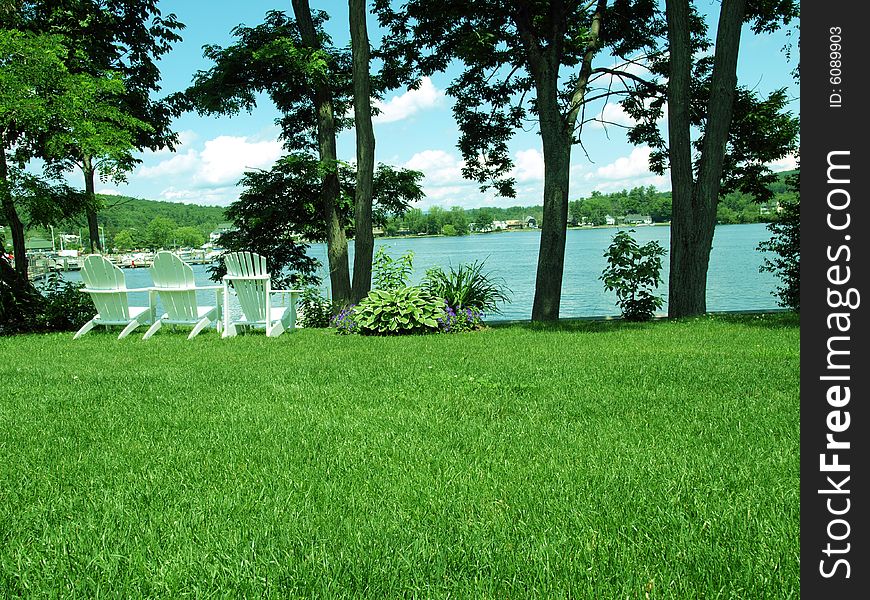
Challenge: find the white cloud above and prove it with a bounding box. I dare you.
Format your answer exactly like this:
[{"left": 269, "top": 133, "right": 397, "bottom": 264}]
[
  {"left": 590, "top": 103, "right": 636, "bottom": 129},
  {"left": 137, "top": 135, "right": 282, "bottom": 187},
  {"left": 580, "top": 146, "right": 669, "bottom": 193},
  {"left": 96, "top": 188, "right": 121, "bottom": 196},
  {"left": 131, "top": 134, "right": 284, "bottom": 206},
  {"left": 197, "top": 136, "right": 282, "bottom": 185},
  {"left": 590, "top": 146, "right": 655, "bottom": 180},
  {"left": 373, "top": 77, "right": 444, "bottom": 124},
  {"left": 404, "top": 149, "right": 464, "bottom": 184},
  {"left": 769, "top": 153, "right": 798, "bottom": 172},
  {"left": 146, "top": 130, "right": 200, "bottom": 156},
  {"left": 425, "top": 185, "right": 467, "bottom": 201},
  {"left": 137, "top": 150, "right": 201, "bottom": 179},
  {"left": 510, "top": 148, "right": 545, "bottom": 182},
  {"left": 157, "top": 186, "right": 240, "bottom": 206},
  {"left": 402, "top": 149, "right": 483, "bottom": 208}
]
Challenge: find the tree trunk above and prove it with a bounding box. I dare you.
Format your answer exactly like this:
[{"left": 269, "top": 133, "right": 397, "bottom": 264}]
[
  {"left": 349, "top": 0, "right": 376, "bottom": 303},
  {"left": 666, "top": 0, "right": 746, "bottom": 317},
  {"left": 521, "top": 0, "right": 606, "bottom": 322},
  {"left": 82, "top": 154, "right": 102, "bottom": 253},
  {"left": 291, "top": 0, "right": 352, "bottom": 305},
  {"left": 0, "top": 144, "right": 28, "bottom": 280},
  {"left": 531, "top": 65, "right": 572, "bottom": 322}
]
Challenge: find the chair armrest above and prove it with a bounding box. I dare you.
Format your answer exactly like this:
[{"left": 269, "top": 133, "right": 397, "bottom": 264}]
[
  {"left": 222, "top": 274, "right": 270, "bottom": 281},
  {"left": 271, "top": 289, "right": 303, "bottom": 295},
  {"left": 152, "top": 285, "right": 223, "bottom": 292},
  {"left": 82, "top": 287, "right": 151, "bottom": 294}
]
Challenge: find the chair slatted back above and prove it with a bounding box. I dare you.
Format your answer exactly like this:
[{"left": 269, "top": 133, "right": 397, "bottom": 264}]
[
  {"left": 225, "top": 251, "right": 269, "bottom": 323},
  {"left": 81, "top": 255, "right": 130, "bottom": 321},
  {"left": 150, "top": 251, "right": 198, "bottom": 321}
]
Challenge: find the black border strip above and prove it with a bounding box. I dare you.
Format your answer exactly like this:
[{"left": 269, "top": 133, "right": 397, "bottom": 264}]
[{"left": 800, "top": 2, "right": 868, "bottom": 596}]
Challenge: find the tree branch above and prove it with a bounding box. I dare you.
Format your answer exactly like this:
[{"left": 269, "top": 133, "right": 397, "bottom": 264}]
[
  {"left": 565, "top": 0, "right": 608, "bottom": 127},
  {"left": 589, "top": 67, "right": 657, "bottom": 90}
]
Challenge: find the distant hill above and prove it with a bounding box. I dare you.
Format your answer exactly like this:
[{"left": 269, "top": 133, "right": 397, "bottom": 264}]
[{"left": 94, "top": 195, "right": 227, "bottom": 238}]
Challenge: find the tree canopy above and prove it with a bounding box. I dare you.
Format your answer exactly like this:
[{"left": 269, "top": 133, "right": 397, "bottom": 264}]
[
  {"left": 1, "top": 29, "right": 128, "bottom": 276},
  {"left": 211, "top": 154, "right": 423, "bottom": 289},
  {"left": 373, "top": 0, "right": 666, "bottom": 320},
  {"left": 9, "top": 0, "right": 185, "bottom": 252}
]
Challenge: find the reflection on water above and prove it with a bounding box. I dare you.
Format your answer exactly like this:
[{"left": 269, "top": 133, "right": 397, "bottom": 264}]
[{"left": 61, "top": 223, "right": 779, "bottom": 320}]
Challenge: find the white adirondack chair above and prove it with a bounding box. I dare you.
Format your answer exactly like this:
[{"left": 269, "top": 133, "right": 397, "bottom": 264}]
[
  {"left": 143, "top": 251, "right": 223, "bottom": 340},
  {"left": 74, "top": 255, "right": 154, "bottom": 340},
  {"left": 221, "top": 251, "right": 301, "bottom": 338}
]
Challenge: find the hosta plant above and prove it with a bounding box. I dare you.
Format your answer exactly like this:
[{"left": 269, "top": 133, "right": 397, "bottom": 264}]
[{"left": 353, "top": 287, "right": 444, "bottom": 335}]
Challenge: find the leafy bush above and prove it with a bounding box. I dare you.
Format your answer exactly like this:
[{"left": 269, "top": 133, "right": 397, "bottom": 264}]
[
  {"left": 422, "top": 260, "right": 510, "bottom": 315},
  {"left": 1, "top": 257, "right": 43, "bottom": 335},
  {"left": 758, "top": 193, "right": 799, "bottom": 311},
  {"left": 372, "top": 246, "right": 415, "bottom": 291},
  {"left": 1, "top": 260, "right": 93, "bottom": 335},
  {"left": 438, "top": 303, "right": 483, "bottom": 333},
  {"left": 352, "top": 287, "right": 444, "bottom": 335},
  {"left": 33, "top": 272, "right": 93, "bottom": 331},
  {"left": 298, "top": 287, "right": 333, "bottom": 328},
  {"left": 600, "top": 230, "right": 666, "bottom": 321}
]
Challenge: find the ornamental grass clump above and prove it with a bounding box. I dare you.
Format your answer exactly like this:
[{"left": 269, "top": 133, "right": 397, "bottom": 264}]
[{"left": 422, "top": 260, "right": 510, "bottom": 316}]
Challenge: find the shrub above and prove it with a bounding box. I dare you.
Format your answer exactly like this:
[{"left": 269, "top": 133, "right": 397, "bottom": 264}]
[
  {"left": 600, "top": 229, "right": 665, "bottom": 321},
  {"left": 32, "top": 272, "right": 93, "bottom": 331},
  {"left": 372, "top": 246, "right": 414, "bottom": 291},
  {"left": 1, "top": 257, "right": 95, "bottom": 335},
  {"left": 352, "top": 287, "right": 444, "bottom": 335},
  {"left": 1, "top": 257, "right": 43, "bottom": 335},
  {"left": 422, "top": 260, "right": 510, "bottom": 315},
  {"left": 758, "top": 194, "right": 799, "bottom": 311},
  {"left": 298, "top": 287, "right": 333, "bottom": 328}
]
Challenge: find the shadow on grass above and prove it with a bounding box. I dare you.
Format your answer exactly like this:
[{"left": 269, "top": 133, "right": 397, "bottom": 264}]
[
  {"left": 487, "top": 310, "right": 798, "bottom": 334},
  {"left": 706, "top": 311, "right": 799, "bottom": 330},
  {"left": 488, "top": 317, "right": 655, "bottom": 334}
]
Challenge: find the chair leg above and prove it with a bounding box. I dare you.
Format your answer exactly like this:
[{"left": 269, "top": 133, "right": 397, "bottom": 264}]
[
  {"left": 118, "top": 318, "right": 144, "bottom": 340},
  {"left": 267, "top": 321, "right": 285, "bottom": 338},
  {"left": 222, "top": 322, "right": 237, "bottom": 338},
  {"left": 73, "top": 318, "right": 97, "bottom": 340},
  {"left": 142, "top": 317, "right": 164, "bottom": 340},
  {"left": 188, "top": 316, "right": 211, "bottom": 340}
]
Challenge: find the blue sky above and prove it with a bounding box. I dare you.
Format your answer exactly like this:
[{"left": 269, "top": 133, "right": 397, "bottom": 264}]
[{"left": 94, "top": 0, "right": 799, "bottom": 208}]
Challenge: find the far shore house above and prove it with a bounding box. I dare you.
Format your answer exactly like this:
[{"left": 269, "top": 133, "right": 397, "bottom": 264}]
[
  {"left": 605, "top": 214, "right": 616, "bottom": 226},
  {"left": 25, "top": 238, "right": 54, "bottom": 253},
  {"left": 209, "top": 223, "right": 235, "bottom": 243},
  {"left": 623, "top": 213, "right": 653, "bottom": 225},
  {"left": 525, "top": 215, "right": 537, "bottom": 228}
]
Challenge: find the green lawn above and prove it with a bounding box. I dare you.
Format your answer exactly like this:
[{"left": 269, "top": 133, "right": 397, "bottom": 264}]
[{"left": 0, "top": 314, "right": 799, "bottom": 598}]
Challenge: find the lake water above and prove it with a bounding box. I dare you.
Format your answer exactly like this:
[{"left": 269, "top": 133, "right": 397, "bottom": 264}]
[{"left": 62, "top": 223, "right": 780, "bottom": 320}]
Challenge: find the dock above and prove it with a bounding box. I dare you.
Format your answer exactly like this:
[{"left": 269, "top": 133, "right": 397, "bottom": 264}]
[{"left": 26, "top": 250, "right": 220, "bottom": 278}]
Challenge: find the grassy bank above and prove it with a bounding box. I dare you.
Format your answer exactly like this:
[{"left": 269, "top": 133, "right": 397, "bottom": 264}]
[{"left": 0, "top": 314, "right": 799, "bottom": 598}]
